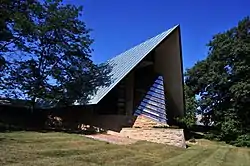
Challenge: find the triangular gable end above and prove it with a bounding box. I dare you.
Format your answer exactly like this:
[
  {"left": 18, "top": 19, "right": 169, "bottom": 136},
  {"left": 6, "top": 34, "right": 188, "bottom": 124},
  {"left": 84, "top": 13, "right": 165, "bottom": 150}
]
[{"left": 87, "top": 25, "right": 180, "bottom": 105}]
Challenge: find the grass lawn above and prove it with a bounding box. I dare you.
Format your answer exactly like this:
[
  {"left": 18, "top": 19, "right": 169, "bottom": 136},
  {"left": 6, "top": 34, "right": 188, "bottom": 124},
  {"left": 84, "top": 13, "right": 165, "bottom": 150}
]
[{"left": 0, "top": 131, "right": 250, "bottom": 166}]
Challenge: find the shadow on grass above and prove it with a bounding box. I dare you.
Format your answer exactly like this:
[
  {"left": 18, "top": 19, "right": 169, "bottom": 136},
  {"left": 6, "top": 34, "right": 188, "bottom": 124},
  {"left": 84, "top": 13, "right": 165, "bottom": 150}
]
[{"left": 184, "top": 125, "right": 219, "bottom": 141}]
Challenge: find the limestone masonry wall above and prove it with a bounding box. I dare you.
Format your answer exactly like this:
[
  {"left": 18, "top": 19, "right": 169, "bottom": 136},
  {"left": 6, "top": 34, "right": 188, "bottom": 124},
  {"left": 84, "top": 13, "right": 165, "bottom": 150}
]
[
  {"left": 108, "top": 115, "right": 186, "bottom": 148},
  {"left": 132, "top": 115, "right": 166, "bottom": 128},
  {"left": 118, "top": 128, "right": 186, "bottom": 148}
]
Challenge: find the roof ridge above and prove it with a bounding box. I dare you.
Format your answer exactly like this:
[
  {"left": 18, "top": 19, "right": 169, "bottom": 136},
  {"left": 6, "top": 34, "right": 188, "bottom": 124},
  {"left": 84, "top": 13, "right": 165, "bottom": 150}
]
[
  {"left": 82, "top": 25, "right": 179, "bottom": 105},
  {"left": 107, "top": 25, "right": 179, "bottom": 63}
]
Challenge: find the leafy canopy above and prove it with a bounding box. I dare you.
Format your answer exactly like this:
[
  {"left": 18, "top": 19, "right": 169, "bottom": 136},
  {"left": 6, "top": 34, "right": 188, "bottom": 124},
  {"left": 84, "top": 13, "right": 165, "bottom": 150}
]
[
  {"left": 0, "top": 0, "right": 111, "bottom": 108},
  {"left": 185, "top": 16, "right": 250, "bottom": 145}
]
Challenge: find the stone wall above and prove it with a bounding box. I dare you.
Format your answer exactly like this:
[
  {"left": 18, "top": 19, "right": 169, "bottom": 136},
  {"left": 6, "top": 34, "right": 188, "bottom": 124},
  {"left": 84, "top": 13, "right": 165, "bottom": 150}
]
[
  {"left": 132, "top": 115, "right": 167, "bottom": 128},
  {"left": 78, "top": 114, "right": 167, "bottom": 132},
  {"left": 47, "top": 109, "right": 137, "bottom": 132},
  {"left": 109, "top": 128, "right": 186, "bottom": 148},
  {"left": 64, "top": 114, "right": 167, "bottom": 132},
  {"left": 85, "top": 115, "right": 136, "bottom": 132},
  {"left": 107, "top": 115, "right": 186, "bottom": 148},
  {"left": 46, "top": 113, "right": 166, "bottom": 132}
]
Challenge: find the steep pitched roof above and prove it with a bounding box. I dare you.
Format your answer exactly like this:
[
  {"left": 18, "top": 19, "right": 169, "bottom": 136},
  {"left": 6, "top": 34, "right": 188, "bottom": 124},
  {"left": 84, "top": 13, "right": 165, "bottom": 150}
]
[{"left": 87, "top": 25, "right": 179, "bottom": 104}]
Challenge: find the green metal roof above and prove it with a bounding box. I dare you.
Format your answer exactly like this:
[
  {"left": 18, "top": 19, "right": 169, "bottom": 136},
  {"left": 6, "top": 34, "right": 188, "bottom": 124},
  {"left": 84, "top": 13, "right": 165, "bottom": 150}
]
[{"left": 87, "top": 25, "right": 179, "bottom": 104}]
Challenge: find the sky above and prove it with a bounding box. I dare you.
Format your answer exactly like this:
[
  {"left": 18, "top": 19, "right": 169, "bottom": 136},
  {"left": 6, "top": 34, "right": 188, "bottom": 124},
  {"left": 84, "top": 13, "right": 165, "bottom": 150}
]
[{"left": 64, "top": 0, "right": 250, "bottom": 70}]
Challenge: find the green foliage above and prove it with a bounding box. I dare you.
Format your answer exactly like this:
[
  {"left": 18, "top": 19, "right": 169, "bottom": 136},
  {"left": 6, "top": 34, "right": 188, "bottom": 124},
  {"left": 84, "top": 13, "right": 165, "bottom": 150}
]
[
  {"left": 232, "top": 134, "right": 250, "bottom": 147},
  {"left": 0, "top": 0, "right": 38, "bottom": 56},
  {"left": 0, "top": 0, "right": 111, "bottom": 108},
  {"left": 185, "top": 16, "right": 250, "bottom": 146},
  {"left": 0, "top": 0, "right": 39, "bottom": 88},
  {"left": 176, "top": 85, "right": 197, "bottom": 129}
]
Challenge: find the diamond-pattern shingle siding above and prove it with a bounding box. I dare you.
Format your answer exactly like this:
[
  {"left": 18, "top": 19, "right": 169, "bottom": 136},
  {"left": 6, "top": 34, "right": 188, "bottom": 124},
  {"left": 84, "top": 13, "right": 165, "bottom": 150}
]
[{"left": 87, "top": 25, "right": 178, "bottom": 104}]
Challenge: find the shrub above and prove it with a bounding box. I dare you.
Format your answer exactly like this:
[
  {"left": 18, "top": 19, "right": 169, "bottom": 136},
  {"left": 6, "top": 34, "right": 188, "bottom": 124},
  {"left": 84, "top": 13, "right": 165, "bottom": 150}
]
[{"left": 231, "top": 134, "right": 250, "bottom": 147}]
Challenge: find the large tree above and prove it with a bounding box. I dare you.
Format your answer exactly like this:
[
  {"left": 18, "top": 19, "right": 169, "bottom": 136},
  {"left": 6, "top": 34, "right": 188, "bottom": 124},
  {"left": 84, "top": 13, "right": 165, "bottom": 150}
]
[
  {"left": 185, "top": 17, "right": 250, "bottom": 145},
  {"left": 0, "top": 0, "right": 38, "bottom": 87},
  {"left": 1, "top": 0, "right": 111, "bottom": 108}
]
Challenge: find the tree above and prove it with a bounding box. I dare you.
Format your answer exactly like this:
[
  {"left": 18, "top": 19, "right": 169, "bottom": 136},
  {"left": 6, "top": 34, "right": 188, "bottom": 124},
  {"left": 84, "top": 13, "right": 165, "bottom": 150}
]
[
  {"left": 1, "top": 0, "right": 111, "bottom": 109},
  {"left": 185, "top": 16, "right": 250, "bottom": 145},
  {"left": 177, "top": 84, "right": 197, "bottom": 129},
  {"left": 0, "top": 0, "right": 39, "bottom": 62},
  {"left": 0, "top": 0, "right": 39, "bottom": 89}
]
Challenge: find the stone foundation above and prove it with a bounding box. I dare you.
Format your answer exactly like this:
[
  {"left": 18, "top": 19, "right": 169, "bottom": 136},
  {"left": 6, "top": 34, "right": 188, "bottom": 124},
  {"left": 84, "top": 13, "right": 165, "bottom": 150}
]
[
  {"left": 107, "top": 115, "right": 186, "bottom": 148},
  {"left": 44, "top": 112, "right": 186, "bottom": 148},
  {"left": 108, "top": 128, "right": 186, "bottom": 148}
]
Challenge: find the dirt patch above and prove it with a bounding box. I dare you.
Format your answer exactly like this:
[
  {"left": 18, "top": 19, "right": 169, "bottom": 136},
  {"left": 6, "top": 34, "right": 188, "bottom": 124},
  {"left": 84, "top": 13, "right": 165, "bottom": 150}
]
[{"left": 84, "top": 134, "right": 138, "bottom": 145}]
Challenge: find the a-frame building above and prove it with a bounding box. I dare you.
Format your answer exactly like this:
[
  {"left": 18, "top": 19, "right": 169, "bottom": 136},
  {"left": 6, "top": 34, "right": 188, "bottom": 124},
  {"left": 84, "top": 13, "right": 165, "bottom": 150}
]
[{"left": 76, "top": 25, "right": 185, "bottom": 130}]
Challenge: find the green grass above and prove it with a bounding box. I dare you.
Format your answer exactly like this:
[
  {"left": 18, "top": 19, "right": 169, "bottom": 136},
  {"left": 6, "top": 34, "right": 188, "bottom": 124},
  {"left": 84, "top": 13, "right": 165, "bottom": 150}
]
[{"left": 0, "top": 131, "right": 249, "bottom": 166}]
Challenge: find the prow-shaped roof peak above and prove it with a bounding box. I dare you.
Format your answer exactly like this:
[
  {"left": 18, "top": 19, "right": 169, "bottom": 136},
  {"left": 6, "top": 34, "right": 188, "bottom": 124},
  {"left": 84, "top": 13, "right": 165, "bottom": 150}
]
[{"left": 87, "top": 25, "right": 179, "bottom": 104}]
